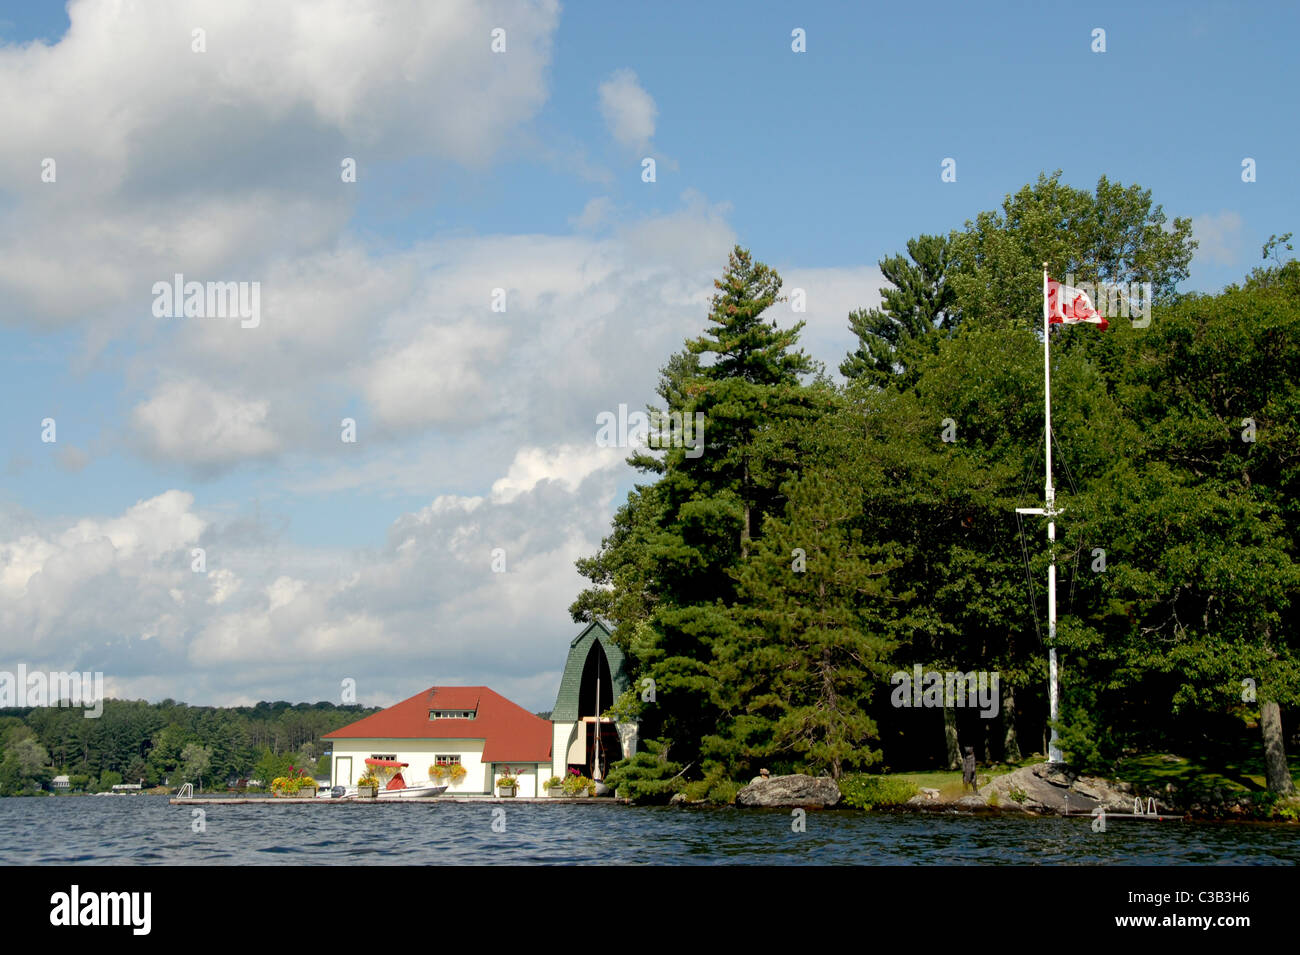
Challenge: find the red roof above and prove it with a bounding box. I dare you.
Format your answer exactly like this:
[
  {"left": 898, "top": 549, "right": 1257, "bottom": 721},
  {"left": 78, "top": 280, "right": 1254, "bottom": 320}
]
[{"left": 323, "top": 686, "right": 552, "bottom": 763}]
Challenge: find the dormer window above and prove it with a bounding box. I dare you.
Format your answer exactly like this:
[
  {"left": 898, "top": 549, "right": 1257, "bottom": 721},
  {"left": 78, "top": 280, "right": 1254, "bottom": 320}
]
[{"left": 429, "top": 709, "right": 475, "bottom": 720}]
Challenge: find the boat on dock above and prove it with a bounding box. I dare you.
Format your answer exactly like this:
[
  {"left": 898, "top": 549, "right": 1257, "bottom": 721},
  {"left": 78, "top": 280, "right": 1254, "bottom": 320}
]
[{"left": 334, "top": 758, "right": 448, "bottom": 799}]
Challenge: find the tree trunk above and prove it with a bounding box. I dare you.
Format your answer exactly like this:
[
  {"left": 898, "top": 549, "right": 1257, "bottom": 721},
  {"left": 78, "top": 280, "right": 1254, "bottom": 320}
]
[
  {"left": 1261, "top": 700, "right": 1296, "bottom": 795},
  {"left": 740, "top": 458, "right": 751, "bottom": 559},
  {"left": 943, "top": 705, "right": 959, "bottom": 770},
  {"left": 1002, "top": 686, "right": 1021, "bottom": 762}
]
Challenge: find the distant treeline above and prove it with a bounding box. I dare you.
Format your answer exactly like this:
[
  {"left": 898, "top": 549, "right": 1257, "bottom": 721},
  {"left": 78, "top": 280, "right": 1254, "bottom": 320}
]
[{"left": 0, "top": 699, "right": 379, "bottom": 795}]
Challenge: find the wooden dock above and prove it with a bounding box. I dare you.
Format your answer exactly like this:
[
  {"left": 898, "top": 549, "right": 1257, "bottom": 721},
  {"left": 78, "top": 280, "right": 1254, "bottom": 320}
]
[{"left": 169, "top": 796, "right": 628, "bottom": 805}]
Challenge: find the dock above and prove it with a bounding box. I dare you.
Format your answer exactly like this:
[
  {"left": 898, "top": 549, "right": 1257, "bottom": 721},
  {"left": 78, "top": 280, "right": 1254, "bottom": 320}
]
[
  {"left": 169, "top": 796, "right": 628, "bottom": 805},
  {"left": 1063, "top": 810, "right": 1183, "bottom": 822}
]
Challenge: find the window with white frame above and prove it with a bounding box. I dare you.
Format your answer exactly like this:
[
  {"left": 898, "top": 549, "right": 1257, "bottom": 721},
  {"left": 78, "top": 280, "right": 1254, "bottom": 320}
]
[{"left": 434, "top": 755, "right": 461, "bottom": 766}]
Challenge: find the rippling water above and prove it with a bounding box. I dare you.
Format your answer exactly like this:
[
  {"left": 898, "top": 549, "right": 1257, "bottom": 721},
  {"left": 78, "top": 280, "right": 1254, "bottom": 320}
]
[{"left": 4, "top": 796, "right": 1298, "bottom": 865}]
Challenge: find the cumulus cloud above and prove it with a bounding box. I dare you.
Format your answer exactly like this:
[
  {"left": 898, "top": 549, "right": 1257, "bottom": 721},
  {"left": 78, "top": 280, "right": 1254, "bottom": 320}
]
[
  {"left": 363, "top": 322, "right": 511, "bottom": 430},
  {"left": 490, "top": 444, "right": 626, "bottom": 502},
  {"left": 0, "top": 465, "right": 619, "bottom": 709},
  {"left": 598, "top": 68, "right": 658, "bottom": 150},
  {"left": 0, "top": 0, "right": 560, "bottom": 328},
  {"left": 132, "top": 379, "right": 279, "bottom": 468}
]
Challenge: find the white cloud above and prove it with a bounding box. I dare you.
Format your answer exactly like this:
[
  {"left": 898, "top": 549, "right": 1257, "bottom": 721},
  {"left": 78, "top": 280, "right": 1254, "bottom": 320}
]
[
  {"left": 570, "top": 196, "right": 614, "bottom": 231},
  {"left": 363, "top": 322, "right": 510, "bottom": 430},
  {"left": 490, "top": 444, "right": 626, "bottom": 502},
  {"left": 779, "top": 265, "right": 888, "bottom": 377},
  {"left": 0, "top": 0, "right": 560, "bottom": 329},
  {"left": 132, "top": 379, "right": 279, "bottom": 467},
  {"left": 0, "top": 471, "right": 621, "bottom": 709},
  {"left": 598, "top": 68, "right": 658, "bottom": 150},
  {"left": 1192, "top": 211, "right": 1245, "bottom": 267}
]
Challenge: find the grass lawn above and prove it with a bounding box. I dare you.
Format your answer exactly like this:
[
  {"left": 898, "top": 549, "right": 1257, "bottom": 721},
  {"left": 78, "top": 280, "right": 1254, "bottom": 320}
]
[
  {"left": 1112, "top": 753, "right": 1300, "bottom": 798},
  {"left": 891, "top": 757, "right": 1041, "bottom": 799}
]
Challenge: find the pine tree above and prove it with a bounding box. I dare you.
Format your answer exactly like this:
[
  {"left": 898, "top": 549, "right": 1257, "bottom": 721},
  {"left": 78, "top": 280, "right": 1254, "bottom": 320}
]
[
  {"left": 707, "top": 468, "right": 904, "bottom": 779},
  {"left": 841, "top": 234, "right": 954, "bottom": 386}
]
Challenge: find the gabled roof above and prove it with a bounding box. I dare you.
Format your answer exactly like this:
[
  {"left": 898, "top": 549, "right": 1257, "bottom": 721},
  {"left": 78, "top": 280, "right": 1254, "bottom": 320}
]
[
  {"left": 551, "top": 619, "right": 631, "bottom": 721},
  {"left": 323, "top": 686, "right": 551, "bottom": 763}
]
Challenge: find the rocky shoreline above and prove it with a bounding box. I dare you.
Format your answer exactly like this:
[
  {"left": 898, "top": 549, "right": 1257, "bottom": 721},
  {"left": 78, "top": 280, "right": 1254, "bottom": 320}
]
[{"left": 718, "top": 767, "right": 1299, "bottom": 821}]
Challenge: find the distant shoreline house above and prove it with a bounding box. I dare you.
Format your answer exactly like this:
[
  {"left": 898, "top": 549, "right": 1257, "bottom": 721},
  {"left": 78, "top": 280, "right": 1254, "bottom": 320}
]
[{"left": 323, "top": 621, "right": 638, "bottom": 795}]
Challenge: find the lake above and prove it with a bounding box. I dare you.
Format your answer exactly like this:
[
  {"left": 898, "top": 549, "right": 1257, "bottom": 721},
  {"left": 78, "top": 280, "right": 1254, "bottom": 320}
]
[{"left": 4, "top": 796, "right": 1298, "bottom": 865}]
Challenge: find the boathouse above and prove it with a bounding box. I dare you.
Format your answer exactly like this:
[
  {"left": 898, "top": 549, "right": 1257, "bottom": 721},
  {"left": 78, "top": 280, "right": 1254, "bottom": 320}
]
[
  {"left": 549, "top": 620, "right": 638, "bottom": 782},
  {"left": 322, "top": 620, "right": 639, "bottom": 795},
  {"left": 323, "top": 686, "right": 553, "bottom": 796}
]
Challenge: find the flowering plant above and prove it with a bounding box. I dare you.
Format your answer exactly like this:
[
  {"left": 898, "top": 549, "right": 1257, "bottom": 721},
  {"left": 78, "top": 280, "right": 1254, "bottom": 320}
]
[
  {"left": 271, "top": 765, "right": 315, "bottom": 793},
  {"left": 562, "top": 773, "right": 592, "bottom": 795},
  {"left": 497, "top": 770, "right": 520, "bottom": 788},
  {"left": 448, "top": 763, "right": 467, "bottom": 782}
]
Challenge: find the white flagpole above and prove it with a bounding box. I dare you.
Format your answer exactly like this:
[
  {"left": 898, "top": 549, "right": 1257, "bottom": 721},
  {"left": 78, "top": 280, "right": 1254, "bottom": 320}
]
[
  {"left": 1043, "top": 263, "right": 1062, "bottom": 764},
  {"left": 1017, "top": 266, "right": 1063, "bottom": 764}
]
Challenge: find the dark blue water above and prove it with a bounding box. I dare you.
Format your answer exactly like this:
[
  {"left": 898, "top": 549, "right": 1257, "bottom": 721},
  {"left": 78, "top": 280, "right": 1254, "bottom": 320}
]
[{"left": 3, "top": 796, "right": 1297, "bottom": 864}]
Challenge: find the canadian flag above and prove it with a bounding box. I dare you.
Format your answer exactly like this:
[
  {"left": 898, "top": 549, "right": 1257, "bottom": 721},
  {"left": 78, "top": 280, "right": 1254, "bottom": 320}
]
[{"left": 1047, "top": 277, "right": 1108, "bottom": 330}]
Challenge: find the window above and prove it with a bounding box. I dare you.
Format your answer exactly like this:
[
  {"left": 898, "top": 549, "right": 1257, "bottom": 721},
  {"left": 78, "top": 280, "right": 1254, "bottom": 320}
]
[
  {"left": 369, "top": 753, "right": 396, "bottom": 761},
  {"left": 429, "top": 709, "right": 476, "bottom": 720},
  {"left": 434, "top": 755, "right": 461, "bottom": 766}
]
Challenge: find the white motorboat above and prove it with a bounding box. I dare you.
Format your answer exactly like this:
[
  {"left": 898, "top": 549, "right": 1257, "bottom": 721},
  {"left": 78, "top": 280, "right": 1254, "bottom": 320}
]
[
  {"left": 377, "top": 783, "right": 448, "bottom": 799},
  {"left": 333, "top": 757, "right": 449, "bottom": 799}
]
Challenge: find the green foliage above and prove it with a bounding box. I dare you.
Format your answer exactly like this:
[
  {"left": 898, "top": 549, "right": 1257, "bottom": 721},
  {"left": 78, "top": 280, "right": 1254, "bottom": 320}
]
[
  {"left": 0, "top": 729, "right": 51, "bottom": 795},
  {"left": 946, "top": 171, "right": 1196, "bottom": 329},
  {"left": 679, "top": 763, "right": 743, "bottom": 804},
  {"left": 559, "top": 773, "right": 594, "bottom": 795},
  {"left": 838, "top": 774, "right": 919, "bottom": 809},
  {"left": 252, "top": 747, "right": 294, "bottom": 788},
  {"left": 841, "top": 233, "right": 955, "bottom": 385},
  {"left": 604, "top": 740, "right": 684, "bottom": 803},
  {"left": 706, "top": 465, "right": 898, "bottom": 778},
  {"left": 179, "top": 743, "right": 212, "bottom": 789},
  {"left": 1053, "top": 704, "right": 1110, "bottom": 775},
  {"left": 1, "top": 697, "right": 378, "bottom": 797},
  {"left": 577, "top": 181, "right": 1299, "bottom": 796}
]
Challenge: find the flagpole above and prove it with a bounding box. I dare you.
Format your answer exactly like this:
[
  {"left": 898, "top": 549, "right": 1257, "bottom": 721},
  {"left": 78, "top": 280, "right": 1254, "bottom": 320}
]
[{"left": 1043, "top": 262, "right": 1062, "bottom": 764}]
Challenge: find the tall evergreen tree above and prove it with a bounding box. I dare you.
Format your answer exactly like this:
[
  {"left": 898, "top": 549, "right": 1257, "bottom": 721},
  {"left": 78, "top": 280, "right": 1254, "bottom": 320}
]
[
  {"left": 706, "top": 467, "right": 904, "bottom": 779},
  {"left": 841, "top": 233, "right": 955, "bottom": 386}
]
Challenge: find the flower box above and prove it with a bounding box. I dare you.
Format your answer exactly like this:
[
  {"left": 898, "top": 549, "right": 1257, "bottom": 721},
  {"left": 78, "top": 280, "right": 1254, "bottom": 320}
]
[
  {"left": 498, "top": 785, "right": 516, "bottom": 797},
  {"left": 356, "top": 785, "right": 378, "bottom": 798},
  {"left": 547, "top": 786, "right": 564, "bottom": 797},
  {"left": 299, "top": 787, "right": 317, "bottom": 799}
]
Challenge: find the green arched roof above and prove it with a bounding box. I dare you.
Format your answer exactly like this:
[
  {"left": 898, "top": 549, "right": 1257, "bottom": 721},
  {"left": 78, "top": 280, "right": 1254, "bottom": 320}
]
[{"left": 551, "top": 620, "right": 631, "bottom": 721}]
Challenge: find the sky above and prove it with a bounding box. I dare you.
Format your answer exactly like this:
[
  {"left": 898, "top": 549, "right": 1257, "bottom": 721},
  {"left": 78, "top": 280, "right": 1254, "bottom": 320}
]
[{"left": 0, "top": 0, "right": 1296, "bottom": 712}]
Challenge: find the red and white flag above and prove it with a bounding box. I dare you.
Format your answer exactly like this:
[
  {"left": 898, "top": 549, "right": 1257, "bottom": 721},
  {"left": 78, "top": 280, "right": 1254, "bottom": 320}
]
[{"left": 1047, "top": 277, "right": 1108, "bottom": 330}]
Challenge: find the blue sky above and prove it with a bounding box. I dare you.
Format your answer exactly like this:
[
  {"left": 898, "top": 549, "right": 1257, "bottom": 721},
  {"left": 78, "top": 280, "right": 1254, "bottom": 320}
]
[{"left": 0, "top": 0, "right": 1295, "bottom": 710}]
